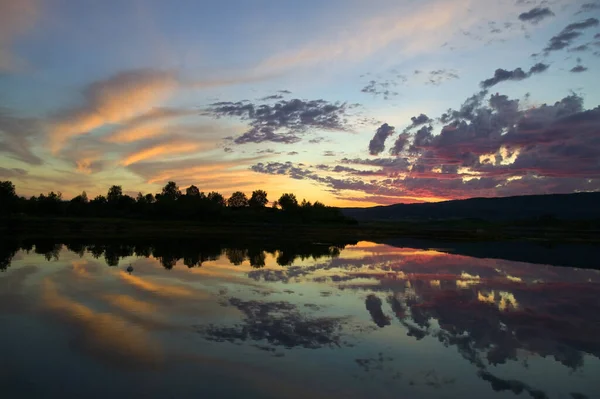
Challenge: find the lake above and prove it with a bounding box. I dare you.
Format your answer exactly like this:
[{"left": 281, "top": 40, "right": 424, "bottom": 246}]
[{"left": 1, "top": 238, "right": 599, "bottom": 398}]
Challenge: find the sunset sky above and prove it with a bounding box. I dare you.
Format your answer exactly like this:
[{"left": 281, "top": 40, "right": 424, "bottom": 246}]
[{"left": 1, "top": 0, "right": 599, "bottom": 206}]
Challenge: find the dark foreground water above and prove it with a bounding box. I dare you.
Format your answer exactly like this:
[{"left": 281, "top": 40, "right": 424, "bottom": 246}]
[{"left": 1, "top": 239, "right": 599, "bottom": 399}]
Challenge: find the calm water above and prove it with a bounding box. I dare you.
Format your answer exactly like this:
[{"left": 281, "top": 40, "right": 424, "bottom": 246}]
[{"left": 1, "top": 239, "right": 599, "bottom": 399}]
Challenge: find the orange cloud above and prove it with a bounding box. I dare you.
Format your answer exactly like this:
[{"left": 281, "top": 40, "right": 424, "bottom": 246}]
[
  {"left": 104, "top": 107, "right": 197, "bottom": 143},
  {"left": 119, "top": 271, "right": 209, "bottom": 299},
  {"left": 0, "top": 0, "right": 39, "bottom": 72},
  {"left": 49, "top": 69, "right": 178, "bottom": 152},
  {"left": 103, "top": 294, "right": 157, "bottom": 315},
  {"left": 41, "top": 278, "right": 163, "bottom": 368},
  {"left": 120, "top": 140, "right": 208, "bottom": 166}
]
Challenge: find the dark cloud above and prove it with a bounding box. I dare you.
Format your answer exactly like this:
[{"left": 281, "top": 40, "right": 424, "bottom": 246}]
[
  {"left": 365, "top": 295, "right": 391, "bottom": 328},
  {"left": 368, "top": 123, "right": 395, "bottom": 155},
  {"left": 233, "top": 127, "right": 301, "bottom": 145},
  {"left": 361, "top": 80, "right": 399, "bottom": 100},
  {"left": 411, "top": 114, "right": 432, "bottom": 127},
  {"left": 259, "top": 94, "right": 284, "bottom": 101},
  {"left": 196, "top": 297, "right": 349, "bottom": 349},
  {"left": 287, "top": 151, "right": 299, "bottom": 156},
  {"left": 569, "top": 44, "right": 590, "bottom": 52},
  {"left": 577, "top": 2, "right": 600, "bottom": 14},
  {"left": 308, "top": 137, "right": 325, "bottom": 144},
  {"left": 0, "top": 109, "right": 43, "bottom": 165},
  {"left": 323, "top": 151, "right": 336, "bottom": 157},
  {"left": 518, "top": 7, "right": 554, "bottom": 24},
  {"left": 390, "top": 133, "right": 411, "bottom": 156},
  {"left": 570, "top": 65, "right": 588, "bottom": 73},
  {"left": 250, "top": 162, "right": 316, "bottom": 180},
  {"left": 254, "top": 89, "right": 600, "bottom": 201},
  {"left": 0, "top": 167, "right": 28, "bottom": 178},
  {"left": 206, "top": 98, "right": 350, "bottom": 144},
  {"left": 480, "top": 63, "right": 548, "bottom": 89},
  {"left": 544, "top": 18, "right": 599, "bottom": 53},
  {"left": 528, "top": 62, "right": 549, "bottom": 74},
  {"left": 341, "top": 157, "right": 411, "bottom": 171},
  {"left": 426, "top": 69, "right": 459, "bottom": 86},
  {"left": 330, "top": 165, "right": 385, "bottom": 176}
]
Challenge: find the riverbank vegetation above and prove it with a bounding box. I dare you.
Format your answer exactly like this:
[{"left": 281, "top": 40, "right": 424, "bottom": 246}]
[{"left": 0, "top": 180, "right": 351, "bottom": 224}]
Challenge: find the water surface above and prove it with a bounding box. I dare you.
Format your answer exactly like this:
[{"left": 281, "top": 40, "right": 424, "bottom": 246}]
[{"left": 1, "top": 239, "right": 599, "bottom": 399}]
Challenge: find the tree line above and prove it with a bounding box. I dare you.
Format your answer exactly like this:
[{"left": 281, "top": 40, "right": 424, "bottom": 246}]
[{"left": 0, "top": 180, "right": 352, "bottom": 224}]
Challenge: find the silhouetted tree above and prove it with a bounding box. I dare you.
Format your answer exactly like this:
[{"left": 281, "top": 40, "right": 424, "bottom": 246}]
[
  {"left": 92, "top": 195, "right": 107, "bottom": 204},
  {"left": 0, "top": 181, "right": 17, "bottom": 215},
  {"left": 207, "top": 191, "right": 225, "bottom": 207},
  {"left": 249, "top": 190, "right": 268, "bottom": 209},
  {"left": 160, "top": 181, "right": 181, "bottom": 201},
  {"left": 227, "top": 191, "right": 249, "bottom": 208},
  {"left": 278, "top": 193, "right": 299, "bottom": 211},
  {"left": 186, "top": 185, "right": 201, "bottom": 197},
  {"left": 107, "top": 185, "right": 123, "bottom": 204}
]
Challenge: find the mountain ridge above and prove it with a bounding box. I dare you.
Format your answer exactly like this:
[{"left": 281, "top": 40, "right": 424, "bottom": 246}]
[{"left": 341, "top": 192, "right": 600, "bottom": 221}]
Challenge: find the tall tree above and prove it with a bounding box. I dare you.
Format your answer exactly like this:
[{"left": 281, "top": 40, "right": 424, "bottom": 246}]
[
  {"left": 207, "top": 191, "right": 225, "bottom": 207},
  {"left": 227, "top": 191, "right": 249, "bottom": 208},
  {"left": 249, "top": 189, "right": 268, "bottom": 208},
  {"left": 278, "top": 193, "right": 298, "bottom": 211},
  {"left": 107, "top": 185, "right": 123, "bottom": 204},
  {"left": 161, "top": 181, "right": 181, "bottom": 201},
  {"left": 0, "top": 181, "right": 17, "bottom": 214}
]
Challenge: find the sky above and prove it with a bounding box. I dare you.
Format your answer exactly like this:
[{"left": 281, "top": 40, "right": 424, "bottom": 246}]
[{"left": 1, "top": 0, "right": 599, "bottom": 207}]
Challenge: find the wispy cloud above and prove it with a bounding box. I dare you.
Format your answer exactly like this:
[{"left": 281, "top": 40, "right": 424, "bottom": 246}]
[
  {"left": 0, "top": 108, "right": 43, "bottom": 165},
  {"left": 49, "top": 69, "right": 178, "bottom": 152},
  {"left": 121, "top": 139, "right": 208, "bottom": 166},
  {"left": 0, "top": 0, "right": 39, "bottom": 72}
]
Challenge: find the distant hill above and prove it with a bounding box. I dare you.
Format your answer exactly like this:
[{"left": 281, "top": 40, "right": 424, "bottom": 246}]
[{"left": 341, "top": 192, "right": 600, "bottom": 222}]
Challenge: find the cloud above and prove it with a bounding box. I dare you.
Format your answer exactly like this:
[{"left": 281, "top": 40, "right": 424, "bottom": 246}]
[
  {"left": 121, "top": 140, "right": 205, "bottom": 166},
  {"left": 41, "top": 278, "right": 163, "bottom": 369},
  {"left": 390, "top": 133, "right": 411, "bottom": 156},
  {"left": 0, "top": 0, "right": 39, "bottom": 72},
  {"left": 259, "top": 94, "right": 284, "bottom": 101},
  {"left": 568, "top": 44, "right": 590, "bottom": 52},
  {"left": 426, "top": 69, "right": 460, "bottom": 86},
  {"left": 233, "top": 127, "right": 301, "bottom": 145},
  {"left": 518, "top": 7, "right": 554, "bottom": 24},
  {"left": 577, "top": 2, "right": 600, "bottom": 14},
  {"left": 368, "top": 123, "right": 395, "bottom": 155},
  {"left": 480, "top": 63, "right": 548, "bottom": 89},
  {"left": 0, "top": 108, "right": 43, "bottom": 165},
  {"left": 254, "top": 0, "right": 510, "bottom": 73},
  {"left": 361, "top": 80, "right": 399, "bottom": 100},
  {"left": 49, "top": 69, "right": 179, "bottom": 152},
  {"left": 206, "top": 98, "right": 350, "bottom": 144},
  {"left": 126, "top": 157, "right": 265, "bottom": 192},
  {"left": 570, "top": 65, "right": 588, "bottom": 72},
  {"left": 252, "top": 90, "right": 600, "bottom": 202},
  {"left": 0, "top": 167, "right": 27, "bottom": 178},
  {"left": 48, "top": 68, "right": 268, "bottom": 151},
  {"left": 544, "top": 18, "right": 599, "bottom": 53},
  {"left": 104, "top": 107, "right": 197, "bottom": 143},
  {"left": 341, "top": 157, "right": 411, "bottom": 171}
]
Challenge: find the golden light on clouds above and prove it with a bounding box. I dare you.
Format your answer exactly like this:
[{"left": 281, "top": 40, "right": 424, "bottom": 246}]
[
  {"left": 49, "top": 70, "right": 178, "bottom": 153},
  {"left": 41, "top": 278, "right": 163, "bottom": 368},
  {"left": 121, "top": 141, "right": 206, "bottom": 166}
]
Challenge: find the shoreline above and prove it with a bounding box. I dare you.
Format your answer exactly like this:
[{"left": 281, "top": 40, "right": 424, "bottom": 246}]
[{"left": 2, "top": 216, "right": 599, "bottom": 244}]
